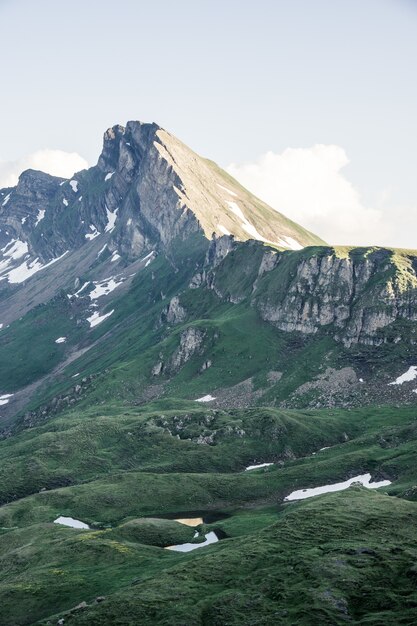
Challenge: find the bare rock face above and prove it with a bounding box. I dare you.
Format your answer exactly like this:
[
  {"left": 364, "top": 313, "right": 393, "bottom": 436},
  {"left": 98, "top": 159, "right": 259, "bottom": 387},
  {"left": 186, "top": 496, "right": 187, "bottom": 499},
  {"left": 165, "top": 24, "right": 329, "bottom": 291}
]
[
  {"left": 165, "top": 296, "right": 187, "bottom": 325},
  {"left": 254, "top": 250, "right": 417, "bottom": 346},
  {"left": 170, "top": 327, "right": 205, "bottom": 371}
]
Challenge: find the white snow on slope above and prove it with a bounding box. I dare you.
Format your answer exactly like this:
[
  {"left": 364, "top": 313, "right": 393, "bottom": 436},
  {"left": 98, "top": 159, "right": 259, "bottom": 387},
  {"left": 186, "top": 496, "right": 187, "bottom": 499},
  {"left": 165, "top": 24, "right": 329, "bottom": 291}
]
[
  {"left": 3, "top": 240, "right": 28, "bottom": 260},
  {"left": 245, "top": 462, "right": 274, "bottom": 471},
  {"left": 69, "top": 180, "right": 78, "bottom": 193},
  {"left": 54, "top": 516, "right": 89, "bottom": 529},
  {"left": 87, "top": 309, "right": 114, "bottom": 328},
  {"left": 105, "top": 207, "right": 118, "bottom": 233},
  {"left": 97, "top": 244, "right": 107, "bottom": 257},
  {"left": 89, "top": 277, "right": 124, "bottom": 300},
  {"left": 21, "top": 217, "right": 27, "bottom": 225},
  {"left": 2, "top": 193, "right": 11, "bottom": 206},
  {"left": 217, "top": 184, "right": 238, "bottom": 197},
  {"left": 111, "top": 251, "right": 121, "bottom": 262},
  {"left": 195, "top": 395, "right": 216, "bottom": 403},
  {"left": 389, "top": 366, "right": 417, "bottom": 385},
  {"left": 284, "top": 473, "right": 392, "bottom": 501},
  {"left": 85, "top": 225, "right": 100, "bottom": 240},
  {"left": 105, "top": 172, "right": 114, "bottom": 181},
  {"left": 0, "top": 393, "right": 13, "bottom": 406},
  {"left": 35, "top": 209, "right": 45, "bottom": 225},
  {"left": 55, "top": 337, "right": 66, "bottom": 344},
  {"left": 226, "top": 201, "right": 246, "bottom": 221},
  {"left": 5, "top": 251, "right": 68, "bottom": 284},
  {"left": 218, "top": 224, "right": 231, "bottom": 236},
  {"left": 225, "top": 201, "right": 271, "bottom": 244},
  {"left": 281, "top": 236, "right": 303, "bottom": 250},
  {"left": 63, "top": 198, "right": 68, "bottom": 207}
]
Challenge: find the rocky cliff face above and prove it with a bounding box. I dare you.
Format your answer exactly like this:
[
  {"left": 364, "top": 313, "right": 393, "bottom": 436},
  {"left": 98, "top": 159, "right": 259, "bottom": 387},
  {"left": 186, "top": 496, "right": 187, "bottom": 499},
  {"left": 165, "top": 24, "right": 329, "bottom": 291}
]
[{"left": 202, "top": 243, "right": 417, "bottom": 347}]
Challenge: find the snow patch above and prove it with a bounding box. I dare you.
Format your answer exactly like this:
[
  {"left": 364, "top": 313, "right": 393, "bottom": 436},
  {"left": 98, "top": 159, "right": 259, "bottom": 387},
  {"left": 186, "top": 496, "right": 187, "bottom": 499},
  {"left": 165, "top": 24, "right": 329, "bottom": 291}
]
[
  {"left": 0, "top": 393, "right": 13, "bottom": 406},
  {"left": 2, "top": 193, "right": 11, "bottom": 206},
  {"left": 89, "top": 277, "right": 124, "bottom": 300},
  {"left": 87, "top": 309, "right": 114, "bottom": 328},
  {"left": 389, "top": 366, "right": 417, "bottom": 385},
  {"left": 55, "top": 337, "right": 66, "bottom": 344},
  {"left": 245, "top": 462, "right": 274, "bottom": 471},
  {"left": 21, "top": 216, "right": 27, "bottom": 225},
  {"left": 54, "top": 516, "right": 90, "bottom": 529},
  {"left": 282, "top": 236, "right": 303, "bottom": 250},
  {"left": 97, "top": 244, "right": 107, "bottom": 257},
  {"left": 166, "top": 531, "right": 219, "bottom": 553},
  {"left": 218, "top": 224, "right": 231, "bottom": 236},
  {"left": 217, "top": 184, "right": 238, "bottom": 197},
  {"left": 69, "top": 180, "right": 78, "bottom": 193},
  {"left": 6, "top": 251, "right": 68, "bottom": 284},
  {"left": 105, "top": 172, "right": 114, "bottom": 181},
  {"left": 3, "top": 240, "right": 28, "bottom": 260},
  {"left": 284, "top": 473, "right": 392, "bottom": 501},
  {"left": 63, "top": 198, "right": 68, "bottom": 207},
  {"left": 35, "top": 209, "right": 45, "bottom": 225},
  {"left": 195, "top": 395, "right": 216, "bottom": 403},
  {"left": 105, "top": 207, "right": 118, "bottom": 233},
  {"left": 85, "top": 225, "right": 100, "bottom": 241},
  {"left": 111, "top": 251, "right": 121, "bottom": 262}
]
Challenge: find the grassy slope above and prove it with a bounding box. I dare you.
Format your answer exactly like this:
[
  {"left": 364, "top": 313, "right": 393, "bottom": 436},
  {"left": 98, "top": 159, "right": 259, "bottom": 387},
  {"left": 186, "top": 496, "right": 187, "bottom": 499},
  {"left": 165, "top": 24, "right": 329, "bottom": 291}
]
[
  {"left": 0, "top": 404, "right": 416, "bottom": 623},
  {"left": 1, "top": 243, "right": 417, "bottom": 624}
]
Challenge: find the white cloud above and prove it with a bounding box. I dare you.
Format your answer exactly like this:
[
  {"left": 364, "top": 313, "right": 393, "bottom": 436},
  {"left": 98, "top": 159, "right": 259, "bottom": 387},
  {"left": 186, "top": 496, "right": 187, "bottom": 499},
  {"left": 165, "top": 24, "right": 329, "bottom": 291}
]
[
  {"left": 0, "top": 150, "right": 88, "bottom": 188},
  {"left": 227, "top": 145, "right": 417, "bottom": 249}
]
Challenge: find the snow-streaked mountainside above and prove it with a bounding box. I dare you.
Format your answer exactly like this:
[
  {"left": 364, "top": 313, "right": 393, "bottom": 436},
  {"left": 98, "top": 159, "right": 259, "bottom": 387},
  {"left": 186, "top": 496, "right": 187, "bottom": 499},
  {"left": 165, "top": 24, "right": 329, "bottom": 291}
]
[
  {"left": 0, "top": 121, "right": 322, "bottom": 288},
  {"left": 2, "top": 122, "right": 417, "bottom": 626},
  {"left": 0, "top": 121, "right": 416, "bottom": 428}
]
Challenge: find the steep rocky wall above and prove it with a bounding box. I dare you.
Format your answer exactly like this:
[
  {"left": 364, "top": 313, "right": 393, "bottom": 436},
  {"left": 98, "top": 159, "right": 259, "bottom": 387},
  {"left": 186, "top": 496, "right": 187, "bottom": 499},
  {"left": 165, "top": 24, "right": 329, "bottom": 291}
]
[{"left": 204, "top": 242, "right": 417, "bottom": 347}]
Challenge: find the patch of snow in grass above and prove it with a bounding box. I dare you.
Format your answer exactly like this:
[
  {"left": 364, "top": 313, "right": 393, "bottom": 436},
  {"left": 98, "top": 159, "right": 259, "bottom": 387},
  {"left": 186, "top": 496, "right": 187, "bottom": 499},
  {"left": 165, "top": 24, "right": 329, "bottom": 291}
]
[
  {"left": 35, "top": 209, "right": 45, "bottom": 225},
  {"left": 78, "top": 196, "right": 83, "bottom": 201},
  {"left": 245, "top": 462, "right": 274, "bottom": 471},
  {"left": 105, "top": 172, "right": 114, "bottom": 181},
  {"left": 63, "top": 198, "right": 68, "bottom": 207},
  {"left": 89, "top": 277, "right": 123, "bottom": 300},
  {"left": 284, "top": 473, "right": 392, "bottom": 501},
  {"left": 195, "top": 395, "right": 216, "bottom": 402},
  {"left": 54, "top": 516, "right": 90, "bottom": 529},
  {"left": 389, "top": 366, "right": 417, "bottom": 385},
  {"left": 69, "top": 180, "right": 78, "bottom": 193},
  {"left": 0, "top": 393, "right": 13, "bottom": 406},
  {"left": 55, "top": 337, "right": 66, "bottom": 344},
  {"left": 166, "top": 531, "right": 219, "bottom": 552},
  {"left": 87, "top": 309, "right": 114, "bottom": 328}
]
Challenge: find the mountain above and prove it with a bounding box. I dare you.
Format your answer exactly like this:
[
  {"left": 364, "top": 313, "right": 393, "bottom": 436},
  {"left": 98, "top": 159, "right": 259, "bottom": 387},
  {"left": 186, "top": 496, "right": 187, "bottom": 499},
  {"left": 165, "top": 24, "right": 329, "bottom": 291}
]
[{"left": 0, "top": 121, "right": 417, "bottom": 626}]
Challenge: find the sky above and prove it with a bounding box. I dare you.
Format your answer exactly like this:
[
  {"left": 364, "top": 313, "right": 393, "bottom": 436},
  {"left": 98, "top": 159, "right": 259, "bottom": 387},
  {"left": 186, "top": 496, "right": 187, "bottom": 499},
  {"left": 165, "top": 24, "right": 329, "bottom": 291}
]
[{"left": 0, "top": 0, "right": 416, "bottom": 247}]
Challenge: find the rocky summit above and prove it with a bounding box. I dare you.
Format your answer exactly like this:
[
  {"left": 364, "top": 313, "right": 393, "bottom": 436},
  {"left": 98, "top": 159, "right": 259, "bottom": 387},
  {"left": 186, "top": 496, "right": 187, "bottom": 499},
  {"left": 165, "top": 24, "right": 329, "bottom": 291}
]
[{"left": 0, "top": 121, "right": 417, "bottom": 626}]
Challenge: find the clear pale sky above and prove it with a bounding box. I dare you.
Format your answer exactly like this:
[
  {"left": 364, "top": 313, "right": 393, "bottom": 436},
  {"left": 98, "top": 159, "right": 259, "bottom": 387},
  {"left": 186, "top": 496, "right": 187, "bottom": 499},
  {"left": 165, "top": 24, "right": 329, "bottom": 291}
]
[{"left": 1, "top": 0, "right": 416, "bottom": 247}]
